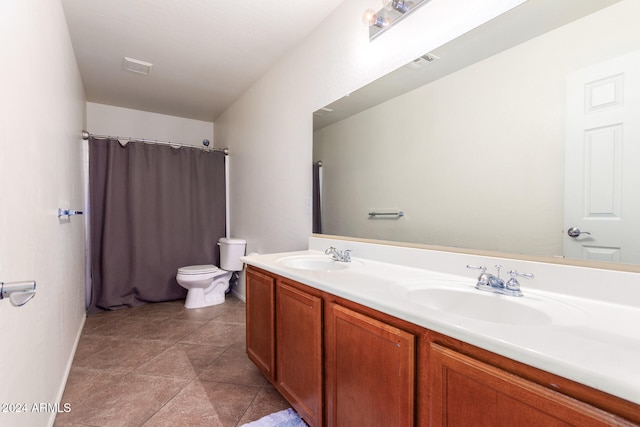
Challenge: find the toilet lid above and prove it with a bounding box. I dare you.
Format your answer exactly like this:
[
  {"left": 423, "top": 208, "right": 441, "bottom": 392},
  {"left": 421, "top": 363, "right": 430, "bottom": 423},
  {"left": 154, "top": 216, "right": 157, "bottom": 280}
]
[{"left": 178, "top": 264, "right": 218, "bottom": 275}]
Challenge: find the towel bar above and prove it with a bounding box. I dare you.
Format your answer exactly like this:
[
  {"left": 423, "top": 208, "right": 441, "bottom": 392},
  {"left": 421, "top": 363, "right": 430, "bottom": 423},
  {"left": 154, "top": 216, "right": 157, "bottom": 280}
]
[
  {"left": 368, "top": 211, "right": 404, "bottom": 218},
  {"left": 58, "top": 209, "right": 83, "bottom": 218}
]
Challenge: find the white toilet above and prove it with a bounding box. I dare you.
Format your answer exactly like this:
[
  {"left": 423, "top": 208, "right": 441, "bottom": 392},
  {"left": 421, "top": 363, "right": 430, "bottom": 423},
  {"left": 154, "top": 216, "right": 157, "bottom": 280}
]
[{"left": 176, "top": 237, "right": 246, "bottom": 309}]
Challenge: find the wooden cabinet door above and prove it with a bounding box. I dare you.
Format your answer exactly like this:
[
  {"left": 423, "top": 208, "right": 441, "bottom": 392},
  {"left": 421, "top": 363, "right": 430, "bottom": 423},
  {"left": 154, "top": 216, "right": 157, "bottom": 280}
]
[
  {"left": 326, "top": 302, "right": 416, "bottom": 427},
  {"left": 276, "top": 281, "right": 323, "bottom": 427},
  {"left": 429, "top": 343, "right": 626, "bottom": 427},
  {"left": 245, "top": 267, "right": 276, "bottom": 381}
]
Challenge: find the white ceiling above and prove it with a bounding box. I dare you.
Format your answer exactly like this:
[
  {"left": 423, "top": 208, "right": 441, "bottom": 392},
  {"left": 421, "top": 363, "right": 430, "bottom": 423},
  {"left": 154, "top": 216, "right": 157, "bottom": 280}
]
[{"left": 61, "top": 0, "right": 344, "bottom": 122}]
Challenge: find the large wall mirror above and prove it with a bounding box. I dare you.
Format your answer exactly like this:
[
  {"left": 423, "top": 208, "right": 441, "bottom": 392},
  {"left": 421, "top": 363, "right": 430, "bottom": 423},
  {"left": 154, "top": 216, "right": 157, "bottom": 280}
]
[{"left": 313, "top": 0, "right": 640, "bottom": 269}]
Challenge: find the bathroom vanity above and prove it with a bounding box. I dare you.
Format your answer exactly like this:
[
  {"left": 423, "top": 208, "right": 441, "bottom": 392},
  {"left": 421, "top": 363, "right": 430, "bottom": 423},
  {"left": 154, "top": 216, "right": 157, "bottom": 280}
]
[{"left": 242, "top": 237, "right": 640, "bottom": 426}]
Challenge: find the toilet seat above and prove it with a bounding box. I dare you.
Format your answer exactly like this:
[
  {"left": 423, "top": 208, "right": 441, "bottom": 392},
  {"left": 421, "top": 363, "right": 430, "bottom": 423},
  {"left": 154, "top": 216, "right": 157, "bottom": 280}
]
[{"left": 178, "top": 264, "right": 219, "bottom": 275}]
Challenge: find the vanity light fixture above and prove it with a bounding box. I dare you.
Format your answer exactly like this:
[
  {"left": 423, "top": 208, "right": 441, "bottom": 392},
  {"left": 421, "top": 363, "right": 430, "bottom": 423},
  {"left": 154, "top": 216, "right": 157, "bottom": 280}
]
[
  {"left": 366, "top": 0, "right": 431, "bottom": 40},
  {"left": 367, "top": 12, "right": 389, "bottom": 29},
  {"left": 390, "top": 0, "right": 410, "bottom": 14}
]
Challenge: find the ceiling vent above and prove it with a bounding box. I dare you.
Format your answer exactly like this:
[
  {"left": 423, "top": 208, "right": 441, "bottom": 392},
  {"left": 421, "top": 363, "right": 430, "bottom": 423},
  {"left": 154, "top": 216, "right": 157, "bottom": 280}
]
[
  {"left": 313, "top": 107, "right": 334, "bottom": 116},
  {"left": 123, "top": 57, "right": 153, "bottom": 75},
  {"left": 404, "top": 53, "right": 440, "bottom": 71}
]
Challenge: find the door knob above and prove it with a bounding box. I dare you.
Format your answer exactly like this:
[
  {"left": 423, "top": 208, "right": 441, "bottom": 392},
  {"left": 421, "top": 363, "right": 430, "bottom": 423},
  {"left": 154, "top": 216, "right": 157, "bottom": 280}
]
[{"left": 567, "top": 227, "right": 591, "bottom": 238}]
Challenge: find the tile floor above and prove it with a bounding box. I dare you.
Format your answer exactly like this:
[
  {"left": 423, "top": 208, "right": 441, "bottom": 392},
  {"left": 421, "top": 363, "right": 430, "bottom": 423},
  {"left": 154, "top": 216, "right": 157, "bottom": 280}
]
[{"left": 54, "top": 295, "right": 292, "bottom": 427}]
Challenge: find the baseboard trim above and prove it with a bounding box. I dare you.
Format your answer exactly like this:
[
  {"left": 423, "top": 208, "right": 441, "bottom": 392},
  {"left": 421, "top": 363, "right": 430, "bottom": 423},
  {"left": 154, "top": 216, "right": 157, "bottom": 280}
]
[{"left": 48, "top": 313, "right": 86, "bottom": 427}]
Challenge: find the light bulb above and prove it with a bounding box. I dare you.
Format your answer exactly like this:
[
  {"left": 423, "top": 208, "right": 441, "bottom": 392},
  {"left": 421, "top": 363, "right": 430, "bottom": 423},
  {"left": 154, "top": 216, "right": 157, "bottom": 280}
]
[
  {"left": 364, "top": 9, "right": 389, "bottom": 28},
  {"left": 363, "top": 9, "right": 376, "bottom": 25}
]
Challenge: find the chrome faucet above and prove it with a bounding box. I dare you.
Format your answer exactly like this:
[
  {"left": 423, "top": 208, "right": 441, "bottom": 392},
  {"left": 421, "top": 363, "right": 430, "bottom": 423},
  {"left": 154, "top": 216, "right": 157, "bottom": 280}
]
[
  {"left": 466, "top": 264, "right": 533, "bottom": 297},
  {"left": 325, "top": 246, "right": 352, "bottom": 262}
]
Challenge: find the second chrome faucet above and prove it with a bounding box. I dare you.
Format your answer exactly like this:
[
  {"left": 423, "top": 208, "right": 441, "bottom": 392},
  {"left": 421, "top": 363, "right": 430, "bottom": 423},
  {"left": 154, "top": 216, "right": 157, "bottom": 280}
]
[
  {"left": 325, "top": 247, "right": 352, "bottom": 262},
  {"left": 466, "top": 264, "right": 534, "bottom": 297}
]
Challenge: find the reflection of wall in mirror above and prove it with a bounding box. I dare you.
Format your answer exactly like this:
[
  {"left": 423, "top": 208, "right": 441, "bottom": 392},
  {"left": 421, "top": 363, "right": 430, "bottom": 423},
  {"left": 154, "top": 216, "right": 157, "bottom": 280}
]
[{"left": 313, "top": 0, "right": 640, "bottom": 258}]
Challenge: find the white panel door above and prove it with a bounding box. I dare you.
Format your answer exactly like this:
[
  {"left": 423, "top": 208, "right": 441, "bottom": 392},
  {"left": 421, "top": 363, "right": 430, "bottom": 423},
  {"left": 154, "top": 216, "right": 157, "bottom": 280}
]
[{"left": 564, "top": 51, "right": 640, "bottom": 263}]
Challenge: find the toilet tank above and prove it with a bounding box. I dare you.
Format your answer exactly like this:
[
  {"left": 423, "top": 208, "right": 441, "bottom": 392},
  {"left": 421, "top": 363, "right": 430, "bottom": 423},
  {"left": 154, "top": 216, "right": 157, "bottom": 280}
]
[{"left": 218, "top": 237, "right": 246, "bottom": 271}]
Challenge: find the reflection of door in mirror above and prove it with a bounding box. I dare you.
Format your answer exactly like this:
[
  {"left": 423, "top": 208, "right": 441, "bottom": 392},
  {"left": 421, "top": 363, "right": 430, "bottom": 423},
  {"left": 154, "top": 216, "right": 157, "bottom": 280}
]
[{"left": 564, "top": 50, "right": 640, "bottom": 263}]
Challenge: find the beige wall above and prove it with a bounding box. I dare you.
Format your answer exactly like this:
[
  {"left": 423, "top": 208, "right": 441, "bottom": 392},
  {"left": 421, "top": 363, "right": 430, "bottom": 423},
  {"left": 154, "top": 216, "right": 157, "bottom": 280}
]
[
  {"left": 87, "top": 103, "right": 214, "bottom": 148},
  {"left": 0, "top": 1, "right": 87, "bottom": 426},
  {"left": 215, "top": 0, "right": 526, "bottom": 298},
  {"left": 314, "top": 0, "right": 640, "bottom": 257}
]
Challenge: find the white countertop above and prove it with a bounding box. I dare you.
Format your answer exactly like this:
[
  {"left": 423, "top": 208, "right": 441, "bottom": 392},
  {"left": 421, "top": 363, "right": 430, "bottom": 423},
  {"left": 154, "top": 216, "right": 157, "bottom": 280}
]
[{"left": 242, "top": 248, "right": 640, "bottom": 406}]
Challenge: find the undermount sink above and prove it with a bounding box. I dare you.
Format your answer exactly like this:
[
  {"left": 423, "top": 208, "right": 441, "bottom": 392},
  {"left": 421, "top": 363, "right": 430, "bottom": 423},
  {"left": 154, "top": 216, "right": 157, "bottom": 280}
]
[
  {"left": 393, "top": 280, "right": 586, "bottom": 326},
  {"left": 277, "top": 255, "right": 355, "bottom": 271}
]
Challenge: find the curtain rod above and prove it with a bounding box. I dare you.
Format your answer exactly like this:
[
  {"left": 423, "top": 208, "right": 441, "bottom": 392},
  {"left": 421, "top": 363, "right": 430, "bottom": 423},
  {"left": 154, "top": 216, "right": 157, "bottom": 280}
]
[{"left": 81, "top": 130, "right": 228, "bottom": 155}]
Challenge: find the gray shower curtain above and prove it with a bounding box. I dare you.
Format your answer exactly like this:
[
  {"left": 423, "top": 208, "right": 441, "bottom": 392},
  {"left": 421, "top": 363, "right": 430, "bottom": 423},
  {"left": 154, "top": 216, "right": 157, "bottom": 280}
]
[{"left": 88, "top": 137, "right": 226, "bottom": 310}]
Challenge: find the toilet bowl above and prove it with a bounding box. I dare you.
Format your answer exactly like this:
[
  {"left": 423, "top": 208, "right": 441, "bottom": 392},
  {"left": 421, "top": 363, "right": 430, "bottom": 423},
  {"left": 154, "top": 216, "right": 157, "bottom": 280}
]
[
  {"left": 176, "top": 264, "right": 232, "bottom": 309},
  {"left": 176, "top": 237, "right": 246, "bottom": 309}
]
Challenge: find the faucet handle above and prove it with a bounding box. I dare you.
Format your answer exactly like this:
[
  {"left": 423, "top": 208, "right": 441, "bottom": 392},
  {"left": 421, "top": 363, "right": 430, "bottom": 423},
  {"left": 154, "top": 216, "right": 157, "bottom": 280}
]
[
  {"left": 466, "top": 265, "right": 489, "bottom": 286},
  {"left": 506, "top": 270, "right": 534, "bottom": 292},
  {"left": 507, "top": 270, "right": 534, "bottom": 280},
  {"left": 325, "top": 247, "right": 339, "bottom": 261},
  {"left": 343, "top": 250, "right": 352, "bottom": 262}
]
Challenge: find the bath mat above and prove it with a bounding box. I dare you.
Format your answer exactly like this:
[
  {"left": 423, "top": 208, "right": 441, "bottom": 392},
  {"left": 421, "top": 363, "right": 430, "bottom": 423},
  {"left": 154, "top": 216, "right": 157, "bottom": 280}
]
[{"left": 241, "top": 408, "right": 307, "bottom": 427}]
